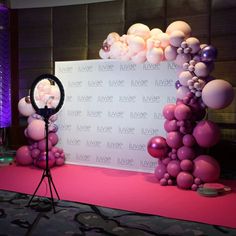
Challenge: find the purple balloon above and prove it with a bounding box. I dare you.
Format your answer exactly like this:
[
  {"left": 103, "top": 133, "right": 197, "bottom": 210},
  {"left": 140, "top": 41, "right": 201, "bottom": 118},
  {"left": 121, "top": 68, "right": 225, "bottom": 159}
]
[
  {"left": 200, "top": 45, "right": 217, "bottom": 62},
  {"left": 147, "top": 136, "right": 169, "bottom": 158},
  {"left": 175, "top": 80, "right": 182, "bottom": 89}
]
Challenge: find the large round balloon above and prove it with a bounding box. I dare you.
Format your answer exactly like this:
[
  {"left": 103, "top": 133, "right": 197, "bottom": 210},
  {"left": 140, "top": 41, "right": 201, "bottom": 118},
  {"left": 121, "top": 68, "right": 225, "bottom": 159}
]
[
  {"left": 202, "top": 79, "right": 234, "bottom": 109},
  {"left": 163, "top": 104, "right": 176, "bottom": 120},
  {"left": 15, "top": 145, "right": 33, "bottom": 165},
  {"left": 27, "top": 119, "right": 46, "bottom": 141},
  {"left": 193, "top": 120, "right": 220, "bottom": 148},
  {"left": 167, "top": 160, "right": 181, "bottom": 177},
  {"left": 154, "top": 163, "right": 167, "bottom": 180},
  {"left": 18, "top": 97, "right": 35, "bottom": 117},
  {"left": 176, "top": 171, "right": 194, "bottom": 189},
  {"left": 166, "top": 21, "right": 191, "bottom": 38},
  {"left": 193, "top": 155, "right": 220, "bottom": 183},
  {"left": 147, "top": 136, "right": 169, "bottom": 158},
  {"left": 166, "top": 131, "right": 183, "bottom": 149}
]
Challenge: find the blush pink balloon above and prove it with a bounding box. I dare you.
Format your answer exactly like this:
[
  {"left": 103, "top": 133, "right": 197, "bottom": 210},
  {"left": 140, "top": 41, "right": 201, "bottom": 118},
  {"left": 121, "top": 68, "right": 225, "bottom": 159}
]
[
  {"left": 169, "top": 30, "right": 185, "bottom": 47},
  {"left": 176, "top": 86, "right": 190, "bottom": 100},
  {"left": 175, "top": 53, "right": 191, "bottom": 66},
  {"left": 194, "top": 62, "right": 209, "bottom": 77},
  {"left": 202, "top": 79, "right": 234, "bottom": 109},
  {"left": 27, "top": 119, "right": 46, "bottom": 141},
  {"left": 163, "top": 104, "right": 176, "bottom": 120},
  {"left": 193, "top": 120, "right": 220, "bottom": 148},
  {"left": 164, "top": 45, "right": 177, "bottom": 61},
  {"left": 177, "top": 171, "right": 194, "bottom": 189},
  {"left": 166, "top": 21, "right": 192, "bottom": 38},
  {"left": 147, "top": 136, "right": 169, "bottom": 158},
  {"left": 186, "top": 37, "right": 200, "bottom": 54},
  {"left": 131, "top": 50, "right": 147, "bottom": 64},
  {"left": 146, "top": 48, "right": 164, "bottom": 64},
  {"left": 127, "top": 23, "right": 150, "bottom": 40},
  {"left": 154, "top": 163, "right": 167, "bottom": 180},
  {"left": 18, "top": 97, "right": 35, "bottom": 117},
  {"left": 15, "top": 146, "right": 33, "bottom": 166},
  {"left": 193, "top": 155, "right": 220, "bottom": 183},
  {"left": 178, "top": 71, "right": 193, "bottom": 86},
  {"left": 166, "top": 131, "right": 183, "bottom": 149}
]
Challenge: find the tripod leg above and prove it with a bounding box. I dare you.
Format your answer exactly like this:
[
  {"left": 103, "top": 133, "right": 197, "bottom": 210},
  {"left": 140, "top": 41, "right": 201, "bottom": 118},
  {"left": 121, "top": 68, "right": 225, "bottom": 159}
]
[
  {"left": 47, "top": 175, "right": 56, "bottom": 213},
  {"left": 49, "top": 174, "right": 60, "bottom": 200},
  {"left": 27, "top": 171, "right": 46, "bottom": 207}
]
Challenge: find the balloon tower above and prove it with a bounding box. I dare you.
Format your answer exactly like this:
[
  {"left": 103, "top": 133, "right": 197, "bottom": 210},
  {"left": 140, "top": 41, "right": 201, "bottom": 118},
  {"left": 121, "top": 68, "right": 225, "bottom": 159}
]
[
  {"left": 16, "top": 79, "right": 65, "bottom": 169},
  {"left": 99, "top": 21, "right": 234, "bottom": 190}
]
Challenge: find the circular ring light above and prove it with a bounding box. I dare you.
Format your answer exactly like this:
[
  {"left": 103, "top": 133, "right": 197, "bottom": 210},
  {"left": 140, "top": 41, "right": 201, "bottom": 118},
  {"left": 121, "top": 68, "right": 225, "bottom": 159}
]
[{"left": 30, "top": 74, "right": 65, "bottom": 118}]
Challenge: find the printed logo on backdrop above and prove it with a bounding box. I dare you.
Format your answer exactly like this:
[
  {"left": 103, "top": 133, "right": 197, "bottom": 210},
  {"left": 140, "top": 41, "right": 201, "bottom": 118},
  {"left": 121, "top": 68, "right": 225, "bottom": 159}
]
[{"left": 55, "top": 60, "right": 178, "bottom": 173}]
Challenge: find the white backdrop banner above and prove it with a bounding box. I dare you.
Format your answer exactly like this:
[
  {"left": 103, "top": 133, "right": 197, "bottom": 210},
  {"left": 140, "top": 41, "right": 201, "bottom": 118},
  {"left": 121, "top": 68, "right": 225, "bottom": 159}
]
[{"left": 55, "top": 59, "right": 178, "bottom": 173}]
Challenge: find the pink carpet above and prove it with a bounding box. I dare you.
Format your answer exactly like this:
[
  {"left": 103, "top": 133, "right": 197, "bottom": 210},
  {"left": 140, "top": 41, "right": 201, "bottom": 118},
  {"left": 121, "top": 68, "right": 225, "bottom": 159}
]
[{"left": 0, "top": 164, "right": 236, "bottom": 228}]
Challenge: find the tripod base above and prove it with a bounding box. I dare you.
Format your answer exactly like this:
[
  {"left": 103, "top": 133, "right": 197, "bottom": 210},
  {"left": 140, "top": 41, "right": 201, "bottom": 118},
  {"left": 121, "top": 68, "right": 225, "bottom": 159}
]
[{"left": 27, "top": 168, "right": 60, "bottom": 213}]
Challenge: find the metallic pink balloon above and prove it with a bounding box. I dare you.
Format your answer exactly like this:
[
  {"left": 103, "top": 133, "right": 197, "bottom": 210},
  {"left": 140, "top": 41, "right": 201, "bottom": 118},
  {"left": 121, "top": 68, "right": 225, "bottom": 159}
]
[{"left": 147, "top": 136, "right": 169, "bottom": 158}]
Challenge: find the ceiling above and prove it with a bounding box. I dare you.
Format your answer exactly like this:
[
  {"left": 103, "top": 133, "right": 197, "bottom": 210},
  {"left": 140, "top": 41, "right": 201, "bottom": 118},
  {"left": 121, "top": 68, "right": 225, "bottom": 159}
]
[{"left": 6, "top": 0, "right": 114, "bottom": 9}]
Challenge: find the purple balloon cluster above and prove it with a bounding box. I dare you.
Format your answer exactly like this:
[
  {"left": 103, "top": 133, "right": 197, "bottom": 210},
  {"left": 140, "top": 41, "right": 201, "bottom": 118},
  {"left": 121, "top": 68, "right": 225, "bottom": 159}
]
[
  {"left": 16, "top": 96, "right": 65, "bottom": 169},
  {"left": 99, "top": 20, "right": 235, "bottom": 190}
]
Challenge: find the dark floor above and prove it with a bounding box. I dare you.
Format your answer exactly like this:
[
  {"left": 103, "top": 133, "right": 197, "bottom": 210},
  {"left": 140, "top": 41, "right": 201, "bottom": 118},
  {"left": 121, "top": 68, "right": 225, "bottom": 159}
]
[{"left": 0, "top": 189, "right": 236, "bottom": 236}]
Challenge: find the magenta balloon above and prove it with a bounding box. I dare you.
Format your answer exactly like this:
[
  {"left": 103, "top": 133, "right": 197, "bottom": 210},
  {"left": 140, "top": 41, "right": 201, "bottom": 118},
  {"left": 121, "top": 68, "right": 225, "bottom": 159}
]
[
  {"left": 164, "top": 120, "right": 178, "bottom": 132},
  {"left": 163, "top": 104, "right": 176, "bottom": 120},
  {"left": 174, "top": 104, "right": 192, "bottom": 121},
  {"left": 193, "top": 155, "right": 220, "bottom": 183},
  {"left": 36, "top": 151, "right": 56, "bottom": 169},
  {"left": 167, "top": 160, "right": 181, "bottom": 177},
  {"left": 193, "top": 120, "right": 220, "bottom": 148},
  {"left": 166, "top": 131, "right": 183, "bottom": 149},
  {"left": 48, "top": 132, "right": 59, "bottom": 146},
  {"left": 180, "top": 159, "right": 193, "bottom": 171},
  {"left": 27, "top": 119, "right": 46, "bottom": 141},
  {"left": 147, "top": 136, "right": 169, "bottom": 158},
  {"left": 31, "top": 148, "right": 40, "bottom": 159},
  {"left": 182, "top": 134, "right": 196, "bottom": 147},
  {"left": 56, "top": 157, "right": 65, "bottom": 166},
  {"left": 15, "top": 146, "right": 33, "bottom": 166},
  {"left": 202, "top": 79, "right": 234, "bottom": 109},
  {"left": 154, "top": 163, "right": 167, "bottom": 180},
  {"left": 177, "top": 171, "right": 194, "bottom": 189},
  {"left": 177, "top": 146, "right": 196, "bottom": 160},
  {"left": 176, "top": 86, "right": 190, "bottom": 100},
  {"left": 162, "top": 157, "right": 171, "bottom": 165},
  {"left": 38, "top": 139, "right": 52, "bottom": 151}
]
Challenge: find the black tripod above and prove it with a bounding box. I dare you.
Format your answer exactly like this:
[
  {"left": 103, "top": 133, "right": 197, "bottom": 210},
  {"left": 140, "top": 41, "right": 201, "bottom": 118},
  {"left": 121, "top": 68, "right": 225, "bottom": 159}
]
[{"left": 27, "top": 106, "right": 60, "bottom": 213}]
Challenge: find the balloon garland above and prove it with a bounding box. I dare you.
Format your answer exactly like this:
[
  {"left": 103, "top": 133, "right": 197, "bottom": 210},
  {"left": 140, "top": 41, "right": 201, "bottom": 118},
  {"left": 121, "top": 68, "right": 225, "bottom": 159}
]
[
  {"left": 99, "top": 21, "right": 234, "bottom": 190},
  {"left": 16, "top": 79, "right": 65, "bottom": 169}
]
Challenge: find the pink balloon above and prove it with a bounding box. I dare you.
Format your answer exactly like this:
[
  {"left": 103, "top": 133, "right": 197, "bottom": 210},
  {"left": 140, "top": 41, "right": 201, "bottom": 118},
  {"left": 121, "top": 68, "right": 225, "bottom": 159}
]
[
  {"left": 127, "top": 23, "right": 150, "bottom": 40},
  {"left": 56, "top": 157, "right": 65, "bottom": 166},
  {"left": 31, "top": 148, "right": 40, "bottom": 159},
  {"left": 147, "top": 136, "right": 169, "bottom": 158},
  {"left": 178, "top": 71, "right": 193, "bottom": 86},
  {"left": 164, "top": 120, "right": 178, "bottom": 132},
  {"left": 131, "top": 50, "right": 146, "bottom": 64},
  {"left": 175, "top": 53, "right": 191, "bottom": 66},
  {"left": 156, "top": 32, "right": 170, "bottom": 48},
  {"left": 186, "top": 37, "right": 200, "bottom": 54},
  {"left": 177, "top": 146, "right": 196, "bottom": 160},
  {"left": 167, "top": 160, "right": 181, "bottom": 177},
  {"left": 166, "top": 131, "right": 183, "bottom": 149},
  {"left": 164, "top": 45, "right": 177, "bottom": 61},
  {"left": 193, "top": 155, "right": 220, "bottom": 183},
  {"left": 169, "top": 30, "right": 185, "bottom": 47},
  {"left": 15, "top": 146, "right": 33, "bottom": 165},
  {"left": 48, "top": 132, "right": 59, "bottom": 146},
  {"left": 180, "top": 159, "right": 193, "bottom": 171},
  {"left": 177, "top": 171, "right": 194, "bottom": 189},
  {"left": 193, "top": 120, "right": 220, "bottom": 148},
  {"left": 154, "top": 163, "right": 167, "bottom": 180},
  {"left": 194, "top": 62, "right": 209, "bottom": 77},
  {"left": 129, "top": 36, "right": 145, "bottom": 53},
  {"left": 182, "top": 134, "right": 196, "bottom": 147},
  {"left": 163, "top": 104, "right": 176, "bottom": 120},
  {"left": 202, "top": 79, "right": 234, "bottom": 109},
  {"left": 174, "top": 104, "right": 192, "bottom": 120},
  {"left": 162, "top": 157, "right": 171, "bottom": 165},
  {"left": 146, "top": 48, "right": 164, "bottom": 64},
  {"left": 18, "top": 97, "right": 35, "bottom": 117},
  {"left": 38, "top": 139, "right": 52, "bottom": 151},
  {"left": 166, "top": 21, "right": 192, "bottom": 37},
  {"left": 36, "top": 151, "right": 56, "bottom": 169},
  {"left": 27, "top": 119, "right": 46, "bottom": 141}
]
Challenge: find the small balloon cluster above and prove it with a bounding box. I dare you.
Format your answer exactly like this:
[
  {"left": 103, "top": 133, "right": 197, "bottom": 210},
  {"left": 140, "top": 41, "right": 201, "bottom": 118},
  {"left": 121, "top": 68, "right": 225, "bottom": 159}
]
[
  {"left": 16, "top": 79, "right": 65, "bottom": 169},
  {"left": 100, "top": 21, "right": 235, "bottom": 190}
]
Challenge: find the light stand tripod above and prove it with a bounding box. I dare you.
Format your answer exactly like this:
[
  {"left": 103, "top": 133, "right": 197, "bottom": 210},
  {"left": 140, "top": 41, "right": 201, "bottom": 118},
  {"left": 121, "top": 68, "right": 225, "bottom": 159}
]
[{"left": 27, "top": 107, "right": 60, "bottom": 213}]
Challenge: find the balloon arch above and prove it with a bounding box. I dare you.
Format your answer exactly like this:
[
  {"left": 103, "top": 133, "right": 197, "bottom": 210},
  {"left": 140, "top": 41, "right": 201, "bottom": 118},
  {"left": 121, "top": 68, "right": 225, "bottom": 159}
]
[{"left": 99, "top": 21, "right": 234, "bottom": 190}]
